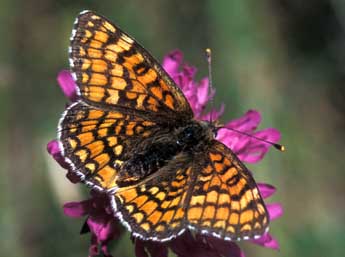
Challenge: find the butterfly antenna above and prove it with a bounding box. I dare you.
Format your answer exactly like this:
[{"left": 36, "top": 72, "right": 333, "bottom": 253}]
[
  {"left": 218, "top": 126, "right": 286, "bottom": 152},
  {"left": 206, "top": 48, "right": 214, "bottom": 124}
]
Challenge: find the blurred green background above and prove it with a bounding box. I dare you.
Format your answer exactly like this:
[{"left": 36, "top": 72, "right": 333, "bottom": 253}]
[{"left": 1, "top": 0, "right": 344, "bottom": 257}]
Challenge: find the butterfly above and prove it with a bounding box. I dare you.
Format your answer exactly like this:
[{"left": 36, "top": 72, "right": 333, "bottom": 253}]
[{"left": 58, "top": 10, "right": 269, "bottom": 242}]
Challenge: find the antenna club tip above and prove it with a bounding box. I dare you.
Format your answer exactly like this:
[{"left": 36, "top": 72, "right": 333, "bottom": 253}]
[
  {"left": 205, "top": 48, "right": 212, "bottom": 56},
  {"left": 274, "top": 143, "right": 286, "bottom": 152}
]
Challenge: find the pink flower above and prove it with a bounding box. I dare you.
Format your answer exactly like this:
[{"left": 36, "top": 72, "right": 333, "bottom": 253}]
[
  {"left": 47, "top": 50, "right": 283, "bottom": 257},
  {"left": 162, "top": 50, "right": 223, "bottom": 120},
  {"left": 63, "top": 191, "right": 122, "bottom": 257}
]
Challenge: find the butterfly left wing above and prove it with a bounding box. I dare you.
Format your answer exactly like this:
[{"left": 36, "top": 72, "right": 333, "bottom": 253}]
[
  {"left": 111, "top": 154, "right": 193, "bottom": 241},
  {"left": 58, "top": 101, "right": 162, "bottom": 191},
  {"left": 59, "top": 10, "right": 195, "bottom": 191},
  {"left": 69, "top": 10, "right": 193, "bottom": 120},
  {"left": 112, "top": 141, "right": 269, "bottom": 241}
]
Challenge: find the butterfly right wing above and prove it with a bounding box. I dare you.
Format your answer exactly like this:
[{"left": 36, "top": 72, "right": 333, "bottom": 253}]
[
  {"left": 58, "top": 101, "right": 161, "bottom": 191},
  {"left": 185, "top": 141, "right": 269, "bottom": 240},
  {"left": 112, "top": 141, "right": 269, "bottom": 241}
]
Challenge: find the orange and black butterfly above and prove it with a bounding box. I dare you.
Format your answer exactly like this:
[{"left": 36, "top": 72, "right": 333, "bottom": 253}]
[{"left": 58, "top": 10, "right": 269, "bottom": 242}]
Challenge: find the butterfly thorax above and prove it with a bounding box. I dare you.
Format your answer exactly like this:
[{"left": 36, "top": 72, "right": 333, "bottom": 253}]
[
  {"left": 117, "top": 120, "right": 214, "bottom": 186},
  {"left": 175, "top": 120, "right": 214, "bottom": 148}
]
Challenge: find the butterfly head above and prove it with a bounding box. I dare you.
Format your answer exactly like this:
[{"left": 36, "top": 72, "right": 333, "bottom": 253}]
[{"left": 175, "top": 120, "right": 215, "bottom": 149}]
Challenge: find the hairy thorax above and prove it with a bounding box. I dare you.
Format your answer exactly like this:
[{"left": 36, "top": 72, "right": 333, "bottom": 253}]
[{"left": 117, "top": 120, "right": 215, "bottom": 186}]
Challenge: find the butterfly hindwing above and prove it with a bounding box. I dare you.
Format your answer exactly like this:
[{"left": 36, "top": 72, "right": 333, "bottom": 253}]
[
  {"left": 186, "top": 141, "right": 269, "bottom": 240},
  {"left": 112, "top": 154, "right": 193, "bottom": 241},
  {"left": 69, "top": 11, "right": 193, "bottom": 120},
  {"left": 111, "top": 140, "right": 269, "bottom": 241}
]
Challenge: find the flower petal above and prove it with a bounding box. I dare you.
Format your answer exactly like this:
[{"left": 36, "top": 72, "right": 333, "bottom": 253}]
[
  {"left": 219, "top": 127, "right": 281, "bottom": 164},
  {"left": 226, "top": 110, "right": 261, "bottom": 132},
  {"left": 47, "top": 140, "right": 69, "bottom": 169},
  {"left": 47, "top": 139, "right": 60, "bottom": 157},
  {"left": 182, "top": 65, "right": 197, "bottom": 81},
  {"left": 162, "top": 50, "right": 183, "bottom": 78},
  {"left": 196, "top": 78, "right": 210, "bottom": 106},
  {"left": 89, "top": 234, "right": 100, "bottom": 257},
  {"left": 100, "top": 243, "right": 114, "bottom": 257},
  {"left": 63, "top": 200, "right": 92, "bottom": 217},
  {"left": 267, "top": 203, "right": 283, "bottom": 220},
  {"left": 258, "top": 183, "right": 276, "bottom": 199},
  {"left": 57, "top": 70, "right": 78, "bottom": 101},
  {"left": 64, "top": 193, "right": 123, "bottom": 257},
  {"left": 201, "top": 104, "right": 225, "bottom": 121},
  {"left": 216, "top": 110, "right": 262, "bottom": 157},
  {"left": 251, "top": 232, "right": 280, "bottom": 250},
  {"left": 237, "top": 128, "right": 281, "bottom": 163},
  {"left": 254, "top": 128, "right": 281, "bottom": 144},
  {"left": 47, "top": 140, "right": 82, "bottom": 183},
  {"left": 87, "top": 217, "right": 118, "bottom": 242}
]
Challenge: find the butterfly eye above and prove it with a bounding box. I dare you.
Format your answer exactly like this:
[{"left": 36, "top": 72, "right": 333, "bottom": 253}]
[
  {"left": 184, "top": 127, "right": 194, "bottom": 138},
  {"left": 178, "top": 125, "right": 202, "bottom": 146}
]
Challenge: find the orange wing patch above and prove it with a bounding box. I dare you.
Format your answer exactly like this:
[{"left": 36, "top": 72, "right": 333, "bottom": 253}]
[
  {"left": 185, "top": 141, "right": 269, "bottom": 240},
  {"left": 111, "top": 141, "right": 269, "bottom": 241},
  {"left": 112, "top": 164, "right": 192, "bottom": 241},
  {"left": 70, "top": 11, "right": 193, "bottom": 119},
  {"left": 58, "top": 101, "right": 158, "bottom": 190}
]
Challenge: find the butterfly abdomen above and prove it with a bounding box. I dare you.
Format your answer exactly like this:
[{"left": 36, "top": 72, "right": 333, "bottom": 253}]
[
  {"left": 119, "top": 142, "right": 180, "bottom": 185},
  {"left": 118, "top": 122, "right": 212, "bottom": 186}
]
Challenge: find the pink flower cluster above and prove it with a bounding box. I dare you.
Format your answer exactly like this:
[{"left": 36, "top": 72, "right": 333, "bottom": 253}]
[{"left": 47, "top": 50, "right": 283, "bottom": 257}]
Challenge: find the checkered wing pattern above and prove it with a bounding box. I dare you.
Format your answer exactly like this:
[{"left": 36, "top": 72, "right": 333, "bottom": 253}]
[
  {"left": 186, "top": 141, "right": 269, "bottom": 240},
  {"left": 112, "top": 141, "right": 268, "bottom": 241},
  {"left": 112, "top": 155, "right": 193, "bottom": 241},
  {"left": 57, "top": 10, "right": 270, "bottom": 242},
  {"left": 59, "top": 101, "right": 160, "bottom": 190},
  {"left": 69, "top": 11, "right": 193, "bottom": 119}
]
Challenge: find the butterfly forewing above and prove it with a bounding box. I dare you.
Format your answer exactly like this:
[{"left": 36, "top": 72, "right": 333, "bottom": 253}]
[{"left": 69, "top": 11, "right": 193, "bottom": 120}]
